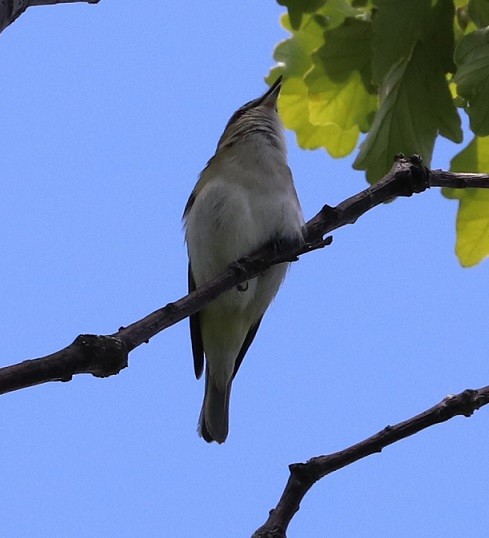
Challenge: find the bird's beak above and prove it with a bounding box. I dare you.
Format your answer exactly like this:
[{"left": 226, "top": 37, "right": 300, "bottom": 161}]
[{"left": 260, "top": 75, "right": 283, "bottom": 109}]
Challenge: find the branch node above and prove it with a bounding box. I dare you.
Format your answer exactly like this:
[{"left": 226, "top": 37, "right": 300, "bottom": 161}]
[
  {"left": 164, "top": 302, "right": 178, "bottom": 315},
  {"left": 408, "top": 154, "right": 431, "bottom": 193},
  {"left": 289, "top": 462, "right": 318, "bottom": 486},
  {"left": 388, "top": 154, "right": 430, "bottom": 197},
  {"left": 73, "top": 334, "right": 128, "bottom": 378},
  {"left": 443, "top": 389, "right": 482, "bottom": 417},
  {"left": 318, "top": 203, "right": 337, "bottom": 221}
]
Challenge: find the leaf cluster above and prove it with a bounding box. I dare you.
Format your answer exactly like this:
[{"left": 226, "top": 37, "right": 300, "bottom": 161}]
[{"left": 271, "top": 0, "right": 489, "bottom": 266}]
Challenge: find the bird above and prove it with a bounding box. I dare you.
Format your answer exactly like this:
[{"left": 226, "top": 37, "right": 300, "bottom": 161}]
[{"left": 183, "top": 76, "right": 305, "bottom": 443}]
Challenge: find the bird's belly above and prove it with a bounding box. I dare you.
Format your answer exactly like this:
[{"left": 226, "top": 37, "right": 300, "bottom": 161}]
[{"left": 186, "top": 173, "right": 302, "bottom": 314}]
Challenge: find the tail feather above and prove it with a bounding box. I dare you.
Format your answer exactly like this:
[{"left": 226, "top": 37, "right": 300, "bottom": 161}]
[{"left": 198, "top": 370, "right": 231, "bottom": 444}]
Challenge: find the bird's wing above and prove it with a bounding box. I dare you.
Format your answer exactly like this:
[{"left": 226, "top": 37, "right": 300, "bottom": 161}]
[
  {"left": 182, "top": 157, "right": 218, "bottom": 219},
  {"left": 188, "top": 264, "right": 204, "bottom": 379},
  {"left": 232, "top": 317, "right": 263, "bottom": 379}
]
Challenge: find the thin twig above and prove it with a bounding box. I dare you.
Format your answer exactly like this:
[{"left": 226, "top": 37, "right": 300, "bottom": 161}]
[{"left": 251, "top": 386, "right": 489, "bottom": 537}]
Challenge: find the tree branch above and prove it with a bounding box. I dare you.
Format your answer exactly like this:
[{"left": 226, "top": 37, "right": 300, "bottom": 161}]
[
  {"left": 0, "top": 0, "right": 98, "bottom": 34},
  {"left": 1, "top": 155, "right": 488, "bottom": 395},
  {"left": 251, "top": 385, "right": 489, "bottom": 537}
]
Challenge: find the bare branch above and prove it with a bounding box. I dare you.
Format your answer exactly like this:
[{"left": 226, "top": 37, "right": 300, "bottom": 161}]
[
  {"left": 0, "top": 335, "right": 127, "bottom": 394},
  {"left": 430, "top": 170, "right": 489, "bottom": 188},
  {"left": 251, "top": 386, "right": 489, "bottom": 537},
  {"left": 0, "top": 155, "right": 488, "bottom": 394},
  {"left": 0, "top": 0, "right": 98, "bottom": 34}
]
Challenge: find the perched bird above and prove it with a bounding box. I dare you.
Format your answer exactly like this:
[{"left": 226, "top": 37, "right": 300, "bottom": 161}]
[{"left": 183, "top": 77, "right": 305, "bottom": 443}]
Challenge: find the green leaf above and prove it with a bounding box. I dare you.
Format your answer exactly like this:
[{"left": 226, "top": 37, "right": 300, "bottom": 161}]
[
  {"left": 453, "top": 28, "right": 489, "bottom": 136},
  {"left": 468, "top": 0, "right": 489, "bottom": 27},
  {"left": 450, "top": 188, "right": 489, "bottom": 267},
  {"left": 450, "top": 134, "right": 489, "bottom": 174},
  {"left": 270, "top": 13, "right": 333, "bottom": 149},
  {"left": 276, "top": 0, "right": 327, "bottom": 30},
  {"left": 353, "top": 43, "right": 462, "bottom": 183},
  {"left": 273, "top": 14, "right": 325, "bottom": 78},
  {"left": 276, "top": 0, "right": 357, "bottom": 31},
  {"left": 352, "top": 0, "right": 373, "bottom": 7},
  {"left": 372, "top": 0, "right": 455, "bottom": 85},
  {"left": 372, "top": 0, "right": 428, "bottom": 85},
  {"left": 306, "top": 19, "right": 377, "bottom": 133},
  {"left": 273, "top": 2, "right": 366, "bottom": 80},
  {"left": 273, "top": 0, "right": 461, "bottom": 178},
  {"left": 444, "top": 137, "right": 489, "bottom": 266},
  {"left": 423, "top": 0, "right": 457, "bottom": 73},
  {"left": 270, "top": 5, "right": 368, "bottom": 157},
  {"left": 356, "top": 0, "right": 459, "bottom": 180},
  {"left": 279, "top": 76, "right": 359, "bottom": 155}
]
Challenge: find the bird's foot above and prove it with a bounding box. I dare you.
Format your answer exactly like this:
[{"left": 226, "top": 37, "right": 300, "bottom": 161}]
[{"left": 229, "top": 258, "right": 252, "bottom": 292}]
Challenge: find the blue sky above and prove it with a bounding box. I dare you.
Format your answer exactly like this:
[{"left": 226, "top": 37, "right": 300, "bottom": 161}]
[{"left": 2, "top": 2, "right": 488, "bottom": 536}]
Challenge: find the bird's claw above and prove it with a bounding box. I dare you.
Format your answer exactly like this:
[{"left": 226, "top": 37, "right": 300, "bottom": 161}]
[{"left": 229, "top": 258, "right": 252, "bottom": 292}]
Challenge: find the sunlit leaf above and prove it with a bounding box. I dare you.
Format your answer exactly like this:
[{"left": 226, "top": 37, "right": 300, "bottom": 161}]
[
  {"left": 273, "top": 0, "right": 462, "bottom": 182},
  {"left": 444, "top": 137, "right": 489, "bottom": 266},
  {"left": 277, "top": 0, "right": 326, "bottom": 30},
  {"left": 270, "top": 5, "right": 367, "bottom": 157},
  {"left": 306, "top": 19, "right": 377, "bottom": 133},
  {"left": 280, "top": 76, "right": 359, "bottom": 155}
]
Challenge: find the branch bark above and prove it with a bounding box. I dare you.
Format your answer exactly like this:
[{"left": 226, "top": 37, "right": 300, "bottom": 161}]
[
  {"left": 251, "top": 385, "right": 489, "bottom": 537},
  {"left": 1, "top": 155, "right": 489, "bottom": 395},
  {"left": 0, "top": 0, "right": 98, "bottom": 34}
]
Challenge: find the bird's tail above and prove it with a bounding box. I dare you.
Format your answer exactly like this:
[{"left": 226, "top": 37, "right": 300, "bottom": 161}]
[{"left": 198, "top": 369, "right": 231, "bottom": 444}]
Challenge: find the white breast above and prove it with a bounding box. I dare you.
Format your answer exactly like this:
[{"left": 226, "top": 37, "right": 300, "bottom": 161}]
[{"left": 185, "top": 143, "right": 304, "bottom": 288}]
